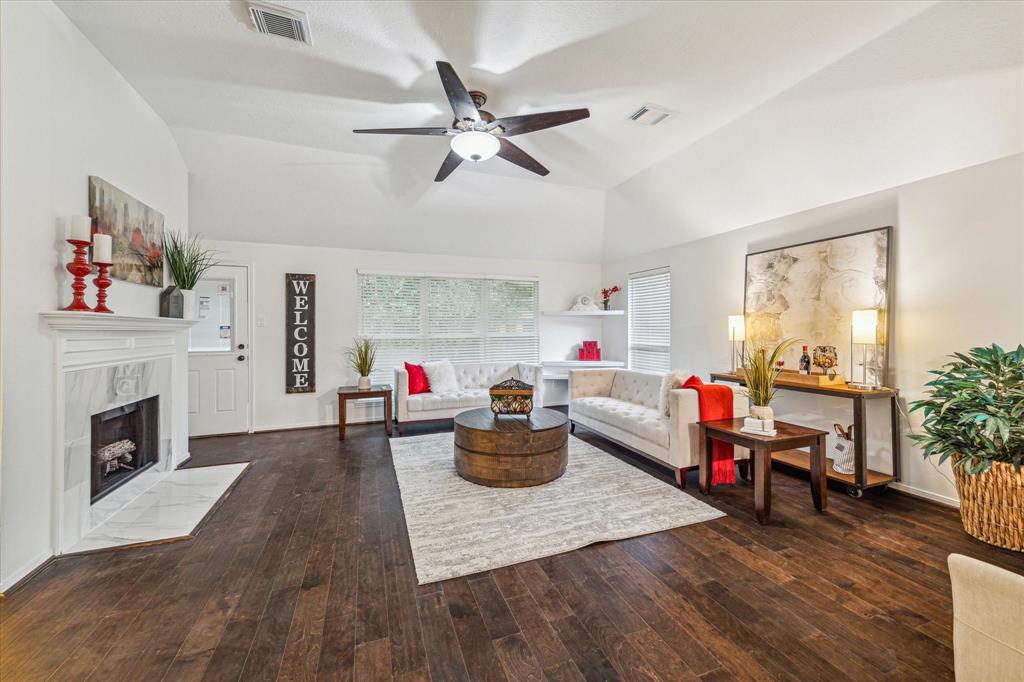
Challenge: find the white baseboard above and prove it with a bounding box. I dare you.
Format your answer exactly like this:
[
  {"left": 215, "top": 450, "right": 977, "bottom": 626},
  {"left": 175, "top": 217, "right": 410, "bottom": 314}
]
[
  {"left": 890, "top": 482, "right": 960, "bottom": 508},
  {"left": 1, "top": 549, "right": 55, "bottom": 592}
]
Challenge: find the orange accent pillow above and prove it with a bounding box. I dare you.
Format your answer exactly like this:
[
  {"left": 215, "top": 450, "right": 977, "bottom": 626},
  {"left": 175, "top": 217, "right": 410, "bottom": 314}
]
[{"left": 405, "top": 362, "right": 430, "bottom": 395}]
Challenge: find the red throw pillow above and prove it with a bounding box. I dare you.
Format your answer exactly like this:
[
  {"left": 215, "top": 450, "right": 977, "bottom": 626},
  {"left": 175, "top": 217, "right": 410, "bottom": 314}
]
[
  {"left": 682, "top": 375, "right": 703, "bottom": 389},
  {"left": 405, "top": 362, "right": 430, "bottom": 395}
]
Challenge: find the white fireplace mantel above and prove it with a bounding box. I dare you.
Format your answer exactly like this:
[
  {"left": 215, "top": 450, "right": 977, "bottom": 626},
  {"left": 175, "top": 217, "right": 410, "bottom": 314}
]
[
  {"left": 42, "top": 310, "right": 195, "bottom": 554},
  {"left": 41, "top": 311, "right": 197, "bottom": 332}
]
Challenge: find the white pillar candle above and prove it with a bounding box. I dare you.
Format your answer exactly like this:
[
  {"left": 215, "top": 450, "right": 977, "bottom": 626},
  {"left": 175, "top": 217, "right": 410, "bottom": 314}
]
[
  {"left": 69, "top": 214, "right": 92, "bottom": 242},
  {"left": 93, "top": 233, "right": 112, "bottom": 263}
]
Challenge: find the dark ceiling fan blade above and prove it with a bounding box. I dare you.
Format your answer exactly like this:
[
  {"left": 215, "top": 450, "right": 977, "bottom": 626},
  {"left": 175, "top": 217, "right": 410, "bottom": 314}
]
[
  {"left": 435, "top": 150, "right": 463, "bottom": 182},
  {"left": 352, "top": 127, "right": 452, "bottom": 135},
  {"left": 487, "top": 108, "right": 590, "bottom": 137},
  {"left": 496, "top": 138, "right": 549, "bottom": 176},
  {"left": 436, "top": 61, "right": 480, "bottom": 123}
]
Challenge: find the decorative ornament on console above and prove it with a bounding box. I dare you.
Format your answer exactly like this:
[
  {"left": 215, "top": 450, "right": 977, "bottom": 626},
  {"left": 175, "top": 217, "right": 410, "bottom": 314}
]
[{"left": 812, "top": 345, "right": 839, "bottom": 378}]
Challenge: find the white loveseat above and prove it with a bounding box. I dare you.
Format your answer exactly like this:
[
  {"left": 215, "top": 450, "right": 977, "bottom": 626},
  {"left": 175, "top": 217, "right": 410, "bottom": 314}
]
[
  {"left": 394, "top": 362, "right": 544, "bottom": 434},
  {"left": 568, "top": 368, "right": 749, "bottom": 486}
]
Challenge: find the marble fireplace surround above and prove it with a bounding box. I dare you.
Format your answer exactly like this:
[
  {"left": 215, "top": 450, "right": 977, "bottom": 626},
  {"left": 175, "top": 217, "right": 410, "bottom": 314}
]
[{"left": 42, "top": 312, "right": 195, "bottom": 554}]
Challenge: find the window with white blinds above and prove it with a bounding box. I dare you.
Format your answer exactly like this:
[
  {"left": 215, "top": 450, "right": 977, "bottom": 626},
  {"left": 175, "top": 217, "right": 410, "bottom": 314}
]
[
  {"left": 627, "top": 268, "right": 671, "bottom": 372},
  {"left": 359, "top": 273, "right": 539, "bottom": 383}
]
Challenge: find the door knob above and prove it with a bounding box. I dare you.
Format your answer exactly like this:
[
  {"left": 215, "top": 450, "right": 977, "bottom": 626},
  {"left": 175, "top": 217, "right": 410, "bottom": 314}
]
[
  {"left": 237, "top": 355, "right": 246, "bottom": 361},
  {"left": 238, "top": 343, "right": 246, "bottom": 350}
]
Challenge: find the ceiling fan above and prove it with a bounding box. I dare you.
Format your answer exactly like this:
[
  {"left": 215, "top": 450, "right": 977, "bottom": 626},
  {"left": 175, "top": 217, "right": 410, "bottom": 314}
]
[{"left": 353, "top": 61, "right": 590, "bottom": 182}]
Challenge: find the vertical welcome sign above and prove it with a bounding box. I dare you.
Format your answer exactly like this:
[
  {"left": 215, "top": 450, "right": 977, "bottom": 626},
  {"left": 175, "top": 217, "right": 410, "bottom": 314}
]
[{"left": 285, "top": 274, "right": 316, "bottom": 393}]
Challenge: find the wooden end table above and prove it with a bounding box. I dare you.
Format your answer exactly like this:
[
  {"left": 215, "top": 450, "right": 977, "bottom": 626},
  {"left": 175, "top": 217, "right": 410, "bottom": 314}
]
[
  {"left": 337, "top": 384, "right": 392, "bottom": 440},
  {"left": 453, "top": 408, "right": 569, "bottom": 488},
  {"left": 698, "top": 418, "right": 828, "bottom": 524}
]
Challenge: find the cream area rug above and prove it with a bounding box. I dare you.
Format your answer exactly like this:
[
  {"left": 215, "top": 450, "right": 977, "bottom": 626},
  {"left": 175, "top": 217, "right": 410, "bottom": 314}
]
[{"left": 389, "top": 432, "right": 725, "bottom": 584}]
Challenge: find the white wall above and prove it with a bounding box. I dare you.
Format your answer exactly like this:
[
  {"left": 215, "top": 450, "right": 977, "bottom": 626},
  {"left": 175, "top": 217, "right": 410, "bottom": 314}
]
[
  {"left": 205, "top": 239, "right": 604, "bottom": 430},
  {"left": 603, "top": 154, "right": 1024, "bottom": 505},
  {"left": 0, "top": 1, "right": 189, "bottom": 590}
]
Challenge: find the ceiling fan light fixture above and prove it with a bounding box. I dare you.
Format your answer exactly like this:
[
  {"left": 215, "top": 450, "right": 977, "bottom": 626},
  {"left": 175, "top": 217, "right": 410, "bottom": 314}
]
[{"left": 450, "top": 131, "right": 499, "bottom": 162}]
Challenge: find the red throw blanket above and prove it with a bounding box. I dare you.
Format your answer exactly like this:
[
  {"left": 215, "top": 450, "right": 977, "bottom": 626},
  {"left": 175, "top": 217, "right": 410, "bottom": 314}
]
[{"left": 682, "top": 375, "right": 735, "bottom": 485}]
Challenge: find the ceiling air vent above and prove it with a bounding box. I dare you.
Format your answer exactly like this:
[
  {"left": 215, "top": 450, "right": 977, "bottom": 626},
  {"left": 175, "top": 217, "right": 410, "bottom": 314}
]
[
  {"left": 627, "top": 104, "right": 675, "bottom": 127},
  {"left": 248, "top": 2, "right": 312, "bottom": 45}
]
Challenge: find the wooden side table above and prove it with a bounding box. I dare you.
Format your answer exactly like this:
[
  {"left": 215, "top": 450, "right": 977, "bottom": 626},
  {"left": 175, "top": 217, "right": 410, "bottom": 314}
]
[
  {"left": 337, "top": 385, "right": 393, "bottom": 440},
  {"left": 699, "top": 418, "right": 828, "bottom": 524},
  {"left": 710, "top": 371, "right": 900, "bottom": 497}
]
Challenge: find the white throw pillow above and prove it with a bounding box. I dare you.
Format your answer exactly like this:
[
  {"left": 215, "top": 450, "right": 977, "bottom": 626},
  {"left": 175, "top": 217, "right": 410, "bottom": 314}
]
[
  {"left": 659, "top": 371, "right": 688, "bottom": 417},
  {"left": 422, "top": 360, "right": 460, "bottom": 394}
]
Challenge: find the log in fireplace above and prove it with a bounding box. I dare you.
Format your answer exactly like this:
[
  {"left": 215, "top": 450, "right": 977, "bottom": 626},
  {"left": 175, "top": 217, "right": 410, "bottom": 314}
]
[{"left": 90, "top": 396, "right": 159, "bottom": 502}]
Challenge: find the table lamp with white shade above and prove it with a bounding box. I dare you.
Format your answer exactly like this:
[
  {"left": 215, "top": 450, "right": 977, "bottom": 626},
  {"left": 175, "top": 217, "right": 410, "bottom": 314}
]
[
  {"left": 728, "top": 314, "right": 746, "bottom": 373},
  {"left": 850, "top": 309, "right": 879, "bottom": 388}
]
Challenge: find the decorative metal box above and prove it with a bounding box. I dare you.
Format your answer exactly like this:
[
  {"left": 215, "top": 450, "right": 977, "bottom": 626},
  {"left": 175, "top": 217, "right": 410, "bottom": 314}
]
[{"left": 489, "top": 378, "right": 534, "bottom": 416}]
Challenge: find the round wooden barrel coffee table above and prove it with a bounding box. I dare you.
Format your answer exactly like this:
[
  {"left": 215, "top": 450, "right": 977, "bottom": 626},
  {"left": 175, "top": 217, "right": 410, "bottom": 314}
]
[{"left": 453, "top": 407, "right": 569, "bottom": 488}]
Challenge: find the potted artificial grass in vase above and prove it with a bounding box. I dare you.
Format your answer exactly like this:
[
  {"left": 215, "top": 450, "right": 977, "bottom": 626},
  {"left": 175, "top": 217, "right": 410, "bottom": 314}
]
[
  {"left": 347, "top": 336, "right": 377, "bottom": 390},
  {"left": 739, "top": 338, "right": 799, "bottom": 435},
  {"left": 161, "top": 232, "right": 218, "bottom": 320},
  {"left": 741, "top": 338, "right": 800, "bottom": 421},
  {"left": 911, "top": 344, "right": 1024, "bottom": 551}
]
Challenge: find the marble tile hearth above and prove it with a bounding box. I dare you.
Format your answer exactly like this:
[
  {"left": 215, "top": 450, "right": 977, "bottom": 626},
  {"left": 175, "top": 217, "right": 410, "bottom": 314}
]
[{"left": 68, "top": 463, "right": 249, "bottom": 553}]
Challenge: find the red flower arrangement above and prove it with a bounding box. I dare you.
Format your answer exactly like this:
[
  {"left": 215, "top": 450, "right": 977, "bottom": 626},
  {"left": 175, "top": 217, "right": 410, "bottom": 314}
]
[{"left": 600, "top": 285, "right": 620, "bottom": 310}]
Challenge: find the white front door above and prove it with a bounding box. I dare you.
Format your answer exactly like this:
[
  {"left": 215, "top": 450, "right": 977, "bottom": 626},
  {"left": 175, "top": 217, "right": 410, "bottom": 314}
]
[{"left": 188, "top": 264, "right": 251, "bottom": 437}]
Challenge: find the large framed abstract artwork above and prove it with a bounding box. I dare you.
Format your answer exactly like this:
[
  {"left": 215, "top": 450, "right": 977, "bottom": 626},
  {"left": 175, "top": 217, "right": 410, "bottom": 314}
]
[
  {"left": 88, "top": 176, "right": 165, "bottom": 287},
  {"left": 744, "top": 226, "right": 892, "bottom": 385}
]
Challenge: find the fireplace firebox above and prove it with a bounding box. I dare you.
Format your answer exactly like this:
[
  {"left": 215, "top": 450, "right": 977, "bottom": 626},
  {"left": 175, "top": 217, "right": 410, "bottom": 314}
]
[{"left": 90, "top": 396, "right": 159, "bottom": 502}]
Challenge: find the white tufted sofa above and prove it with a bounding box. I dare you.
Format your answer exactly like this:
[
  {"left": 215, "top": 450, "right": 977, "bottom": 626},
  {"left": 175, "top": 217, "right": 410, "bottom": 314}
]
[
  {"left": 394, "top": 361, "right": 544, "bottom": 434},
  {"left": 568, "top": 368, "right": 749, "bottom": 486}
]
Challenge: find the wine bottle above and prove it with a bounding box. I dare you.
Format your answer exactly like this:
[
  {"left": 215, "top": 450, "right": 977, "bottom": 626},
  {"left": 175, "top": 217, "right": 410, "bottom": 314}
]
[{"left": 799, "top": 345, "right": 811, "bottom": 375}]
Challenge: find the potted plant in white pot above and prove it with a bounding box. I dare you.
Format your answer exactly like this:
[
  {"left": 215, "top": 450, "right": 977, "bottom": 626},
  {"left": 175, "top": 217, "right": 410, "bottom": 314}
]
[
  {"left": 161, "top": 232, "right": 218, "bottom": 320},
  {"left": 347, "top": 336, "right": 377, "bottom": 390},
  {"left": 741, "top": 338, "right": 800, "bottom": 423},
  {"left": 910, "top": 343, "right": 1024, "bottom": 551}
]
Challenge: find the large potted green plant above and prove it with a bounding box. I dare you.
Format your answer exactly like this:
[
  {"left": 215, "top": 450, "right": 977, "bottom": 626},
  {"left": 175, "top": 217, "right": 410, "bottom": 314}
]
[
  {"left": 346, "top": 337, "right": 377, "bottom": 390},
  {"left": 910, "top": 344, "right": 1024, "bottom": 551},
  {"left": 162, "top": 232, "right": 218, "bottom": 320}
]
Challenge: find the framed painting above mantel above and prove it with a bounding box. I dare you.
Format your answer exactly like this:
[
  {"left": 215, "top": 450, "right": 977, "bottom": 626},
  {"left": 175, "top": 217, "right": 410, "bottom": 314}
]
[
  {"left": 88, "top": 176, "right": 165, "bottom": 287},
  {"left": 743, "top": 226, "right": 892, "bottom": 386}
]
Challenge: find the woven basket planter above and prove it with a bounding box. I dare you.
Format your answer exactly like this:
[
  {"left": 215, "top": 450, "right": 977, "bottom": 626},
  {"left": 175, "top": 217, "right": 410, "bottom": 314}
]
[{"left": 953, "top": 456, "right": 1024, "bottom": 551}]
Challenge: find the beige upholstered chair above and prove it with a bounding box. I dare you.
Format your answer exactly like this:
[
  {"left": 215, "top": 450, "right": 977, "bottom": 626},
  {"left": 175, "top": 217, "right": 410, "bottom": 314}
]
[{"left": 947, "top": 553, "right": 1024, "bottom": 681}]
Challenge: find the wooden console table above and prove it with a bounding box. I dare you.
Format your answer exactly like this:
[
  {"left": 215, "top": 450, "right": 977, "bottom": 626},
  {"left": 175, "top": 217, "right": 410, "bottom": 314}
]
[
  {"left": 710, "top": 372, "right": 900, "bottom": 497},
  {"left": 699, "top": 418, "right": 828, "bottom": 523},
  {"left": 337, "top": 384, "right": 392, "bottom": 440}
]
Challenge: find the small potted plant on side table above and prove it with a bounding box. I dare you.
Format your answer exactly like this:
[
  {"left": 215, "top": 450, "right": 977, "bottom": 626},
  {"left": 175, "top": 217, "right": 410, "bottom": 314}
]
[
  {"left": 740, "top": 338, "right": 800, "bottom": 436},
  {"left": 161, "top": 232, "right": 218, "bottom": 320},
  {"left": 911, "top": 343, "right": 1024, "bottom": 551},
  {"left": 347, "top": 337, "right": 377, "bottom": 390}
]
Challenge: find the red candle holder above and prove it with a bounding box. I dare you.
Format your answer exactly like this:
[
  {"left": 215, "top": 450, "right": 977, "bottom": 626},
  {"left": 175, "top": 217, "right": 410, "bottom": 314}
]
[
  {"left": 62, "top": 239, "right": 93, "bottom": 312},
  {"left": 93, "top": 261, "right": 113, "bottom": 313}
]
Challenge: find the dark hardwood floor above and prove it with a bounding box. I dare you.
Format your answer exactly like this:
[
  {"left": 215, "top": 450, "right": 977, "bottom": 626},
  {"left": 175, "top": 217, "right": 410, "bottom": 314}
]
[{"left": 3, "top": 416, "right": 1022, "bottom": 681}]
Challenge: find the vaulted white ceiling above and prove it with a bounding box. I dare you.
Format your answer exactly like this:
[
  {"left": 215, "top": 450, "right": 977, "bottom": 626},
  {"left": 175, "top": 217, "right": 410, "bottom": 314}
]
[
  {"left": 57, "top": 0, "right": 934, "bottom": 189},
  {"left": 54, "top": 1, "right": 1022, "bottom": 261}
]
